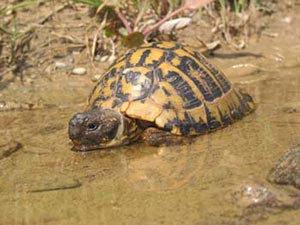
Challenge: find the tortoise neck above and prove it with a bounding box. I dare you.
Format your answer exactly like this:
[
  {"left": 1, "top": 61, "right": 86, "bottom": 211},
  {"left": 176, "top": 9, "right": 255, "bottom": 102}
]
[
  {"left": 121, "top": 116, "right": 143, "bottom": 144},
  {"left": 108, "top": 111, "right": 142, "bottom": 146}
]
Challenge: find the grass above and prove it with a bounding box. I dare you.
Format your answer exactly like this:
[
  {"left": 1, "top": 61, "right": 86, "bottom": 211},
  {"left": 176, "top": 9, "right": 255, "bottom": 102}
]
[{"left": 0, "top": 0, "right": 274, "bottom": 79}]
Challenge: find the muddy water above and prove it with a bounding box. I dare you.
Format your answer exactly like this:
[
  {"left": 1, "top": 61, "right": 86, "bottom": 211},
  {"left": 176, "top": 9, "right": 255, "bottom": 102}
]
[{"left": 1, "top": 52, "right": 300, "bottom": 225}]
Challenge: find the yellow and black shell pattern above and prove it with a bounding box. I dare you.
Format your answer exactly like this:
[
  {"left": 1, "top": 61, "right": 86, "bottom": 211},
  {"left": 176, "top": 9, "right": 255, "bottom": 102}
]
[{"left": 86, "top": 42, "right": 255, "bottom": 136}]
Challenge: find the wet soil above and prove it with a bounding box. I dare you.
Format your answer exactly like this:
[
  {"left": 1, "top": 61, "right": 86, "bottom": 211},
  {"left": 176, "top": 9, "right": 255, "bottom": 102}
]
[{"left": 1, "top": 2, "right": 300, "bottom": 225}]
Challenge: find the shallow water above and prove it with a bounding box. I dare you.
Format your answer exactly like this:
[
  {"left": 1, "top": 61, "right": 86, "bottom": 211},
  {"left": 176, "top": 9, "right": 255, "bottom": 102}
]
[{"left": 1, "top": 53, "right": 300, "bottom": 225}]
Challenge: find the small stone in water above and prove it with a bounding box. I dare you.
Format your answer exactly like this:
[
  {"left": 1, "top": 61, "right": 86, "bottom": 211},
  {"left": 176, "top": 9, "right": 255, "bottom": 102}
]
[
  {"left": 55, "top": 61, "right": 67, "bottom": 69},
  {"left": 72, "top": 67, "right": 87, "bottom": 75},
  {"left": 91, "top": 74, "right": 101, "bottom": 81},
  {"left": 0, "top": 141, "right": 23, "bottom": 160},
  {"left": 268, "top": 146, "right": 300, "bottom": 189}
]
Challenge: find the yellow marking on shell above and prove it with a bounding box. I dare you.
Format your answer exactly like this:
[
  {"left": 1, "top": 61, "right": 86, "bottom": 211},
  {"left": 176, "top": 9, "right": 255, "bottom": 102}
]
[
  {"left": 150, "top": 85, "right": 185, "bottom": 108},
  {"left": 129, "top": 49, "right": 145, "bottom": 65},
  {"left": 247, "top": 99, "right": 255, "bottom": 111},
  {"left": 159, "top": 62, "right": 205, "bottom": 102},
  {"left": 156, "top": 42, "right": 177, "bottom": 49},
  {"left": 120, "top": 101, "right": 130, "bottom": 113},
  {"left": 226, "top": 90, "right": 242, "bottom": 109},
  {"left": 96, "top": 98, "right": 114, "bottom": 109},
  {"left": 83, "top": 99, "right": 90, "bottom": 111},
  {"left": 87, "top": 87, "right": 101, "bottom": 109},
  {"left": 215, "top": 96, "right": 233, "bottom": 123},
  {"left": 155, "top": 109, "right": 176, "bottom": 129},
  {"left": 205, "top": 102, "right": 222, "bottom": 124},
  {"left": 126, "top": 98, "right": 162, "bottom": 122},
  {"left": 144, "top": 48, "right": 164, "bottom": 65},
  {"left": 187, "top": 106, "right": 208, "bottom": 125},
  {"left": 171, "top": 56, "right": 181, "bottom": 66},
  {"left": 205, "top": 90, "right": 237, "bottom": 124},
  {"left": 140, "top": 42, "right": 153, "bottom": 48},
  {"left": 87, "top": 78, "right": 115, "bottom": 109}
]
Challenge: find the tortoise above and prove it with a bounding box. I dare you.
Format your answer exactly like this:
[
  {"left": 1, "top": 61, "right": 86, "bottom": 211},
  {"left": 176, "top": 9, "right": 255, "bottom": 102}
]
[{"left": 69, "top": 41, "right": 255, "bottom": 151}]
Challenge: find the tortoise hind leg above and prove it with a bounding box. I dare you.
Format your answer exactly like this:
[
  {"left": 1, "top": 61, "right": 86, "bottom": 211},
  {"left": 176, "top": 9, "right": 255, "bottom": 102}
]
[{"left": 142, "top": 127, "right": 193, "bottom": 147}]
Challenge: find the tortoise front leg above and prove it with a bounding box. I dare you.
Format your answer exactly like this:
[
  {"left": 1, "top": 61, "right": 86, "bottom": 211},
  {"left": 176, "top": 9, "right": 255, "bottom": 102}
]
[{"left": 142, "top": 127, "right": 193, "bottom": 147}]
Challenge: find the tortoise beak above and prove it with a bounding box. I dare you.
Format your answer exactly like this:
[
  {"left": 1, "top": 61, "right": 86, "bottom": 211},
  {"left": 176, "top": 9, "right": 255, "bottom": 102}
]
[
  {"left": 69, "top": 113, "right": 87, "bottom": 140},
  {"left": 70, "top": 140, "right": 107, "bottom": 152}
]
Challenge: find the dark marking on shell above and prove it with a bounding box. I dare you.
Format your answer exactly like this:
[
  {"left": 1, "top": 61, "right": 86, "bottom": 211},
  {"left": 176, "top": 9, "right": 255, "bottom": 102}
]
[
  {"left": 165, "top": 51, "right": 176, "bottom": 62},
  {"left": 125, "top": 52, "right": 134, "bottom": 68},
  {"left": 154, "top": 68, "right": 164, "bottom": 82},
  {"left": 115, "top": 81, "right": 130, "bottom": 102},
  {"left": 125, "top": 71, "right": 141, "bottom": 85},
  {"left": 112, "top": 98, "right": 123, "bottom": 108},
  {"left": 193, "top": 51, "right": 231, "bottom": 93},
  {"left": 180, "top": 112, "right": 194, "bottom": 136},
  {"left": 204, "top": 103, "right": 221, "bottom": 129},
  {"left": 193, "top": 116, "right": 209, "bottom": 134},
  {"left": 165, "top": 71, "right": 202, "bottom": 109},
  {"left": 110, "top": 81, "right": 116, "bottom": 89},
  {"left": 217, "top": 107, "right": 232, "bottom": 126},
  {"left": 163, "top": 101, "right": 175, "bottom": 110},
  {"left": 230, "top": 105, "right": 244, "bottom": 120},
  {"left": 163, "top": 111, "right": 210, "bottom": 135},
  {"left": 136, "top": 49, "right": 151, "bottom": 66},
  {"left": 162, "top": 86, "right": 171, "bottom": 96},
  {"left": 237, "top": 91, "right": 253, "bottom": 112},
  {"left": 179, "top": 56, "right": 223, "bottom": 101},
  {"left": 150, "top": 84, "right": 160, "bottom": 95}
]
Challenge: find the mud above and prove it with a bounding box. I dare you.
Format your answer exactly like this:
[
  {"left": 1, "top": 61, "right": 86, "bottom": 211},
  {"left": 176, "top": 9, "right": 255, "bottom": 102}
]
[{"left": 1, "top": 2, "right": 300, "bottom": 225}]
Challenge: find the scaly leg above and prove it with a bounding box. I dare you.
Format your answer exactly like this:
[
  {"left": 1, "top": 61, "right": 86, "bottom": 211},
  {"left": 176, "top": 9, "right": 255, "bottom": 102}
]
[{"left": 142, "top": 127, "right": 193, "bottom": 147}]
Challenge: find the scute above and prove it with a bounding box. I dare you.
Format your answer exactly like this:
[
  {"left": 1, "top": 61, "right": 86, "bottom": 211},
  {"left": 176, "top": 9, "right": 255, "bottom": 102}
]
[{"left": 86, "top": 41, "right": 255, "bottom": 136}]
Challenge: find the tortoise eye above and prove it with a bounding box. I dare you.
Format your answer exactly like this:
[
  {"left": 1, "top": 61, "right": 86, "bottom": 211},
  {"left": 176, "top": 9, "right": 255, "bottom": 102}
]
[{"left": 87, "top": 122, "right": 99, "bottom": 131}]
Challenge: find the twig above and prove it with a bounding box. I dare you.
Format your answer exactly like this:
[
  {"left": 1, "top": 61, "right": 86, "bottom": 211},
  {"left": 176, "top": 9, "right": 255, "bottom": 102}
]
[{"left": 114, "top": 9, "right": 133, "bottom": 34}]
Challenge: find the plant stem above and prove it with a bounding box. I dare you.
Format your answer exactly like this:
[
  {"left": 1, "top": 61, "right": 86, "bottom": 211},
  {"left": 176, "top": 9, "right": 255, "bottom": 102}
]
[
  {"left": 142, "top": 4, "right": 188, "bottom": 36},
  {"left": 114, "top": 9, "right": 133, "bottom": 34}
]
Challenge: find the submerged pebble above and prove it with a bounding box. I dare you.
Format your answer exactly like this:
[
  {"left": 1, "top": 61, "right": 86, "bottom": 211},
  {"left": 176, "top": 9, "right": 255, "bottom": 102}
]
[
  {"left": 0, "top": 141, "right": 23, "bottom": 160},
  {"left": 72, "top": 67, "right": 87, "bottom": 75},
  {"left": 281, "top": 103, "right": 300, "bottom": 114},
  {"left": 232, "top": 179, "right": 300, "bottom": 208},
  {"left": 230, "top": 179, "right": 300, "bottom": 222},
  {"left": 91, "top": 74, "right": 101, "bottom": 81},
  {"left": 268, "top": 146, "right": 300, "bottom": 189}
]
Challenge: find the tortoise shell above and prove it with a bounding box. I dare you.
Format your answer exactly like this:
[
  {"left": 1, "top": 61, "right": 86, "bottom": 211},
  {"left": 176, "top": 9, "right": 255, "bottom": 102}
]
[{"left": 85, "top": 41, "right": 255, "bottom": 136}]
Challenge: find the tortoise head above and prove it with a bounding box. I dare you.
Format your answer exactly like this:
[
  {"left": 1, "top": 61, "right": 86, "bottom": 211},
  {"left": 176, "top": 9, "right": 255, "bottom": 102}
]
[{"left": 68, "top": 109, "right": 127, "bottom": 151}]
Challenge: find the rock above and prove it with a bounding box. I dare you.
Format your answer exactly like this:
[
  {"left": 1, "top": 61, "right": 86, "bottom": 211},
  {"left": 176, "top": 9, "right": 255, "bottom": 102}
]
[
  {"left": 71, "top": 67, "right": 87, "bottom": 75},
  {"left": 268, "top": 146, "right": 300, "bottom": 189}
]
